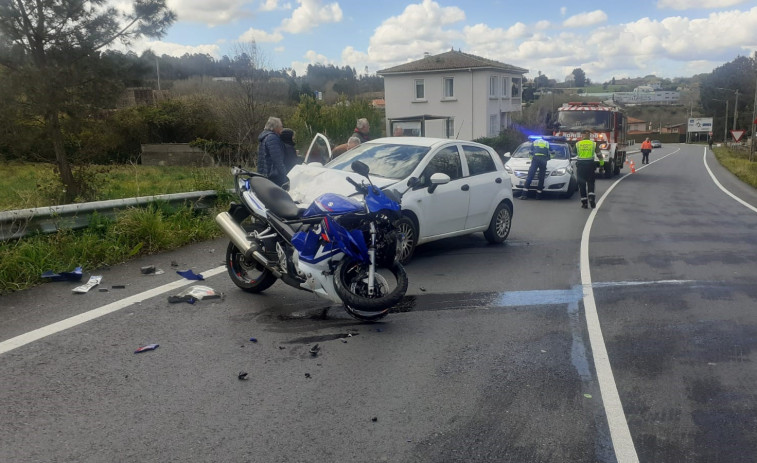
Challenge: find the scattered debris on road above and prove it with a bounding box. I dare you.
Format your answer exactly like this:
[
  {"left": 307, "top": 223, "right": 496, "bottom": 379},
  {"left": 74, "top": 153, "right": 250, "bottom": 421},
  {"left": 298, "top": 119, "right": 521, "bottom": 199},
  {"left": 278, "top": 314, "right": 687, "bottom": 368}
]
[
  {"left": 176, "top": 269, "right": 204, "bottom": 280},
  {"left": 309, "top": 344, "right": 320, "bottom": 357},
  {"left": 135, "top": 344, "right": 159, "bottom": 353},
  {"left": 41, "top": 266, "right": 82, "bottom": 282},
  {"left": 73, "top": 275, "right": 102, "bottom": 293},
  {"left": 238, "top": 371, "right": 249, "bottom": 380}
]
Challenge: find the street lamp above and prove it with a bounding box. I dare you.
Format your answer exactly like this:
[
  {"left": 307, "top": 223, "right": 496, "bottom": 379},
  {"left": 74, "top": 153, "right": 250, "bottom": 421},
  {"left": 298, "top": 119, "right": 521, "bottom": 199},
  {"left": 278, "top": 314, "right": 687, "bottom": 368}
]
[{"left": 716, "top": 87, "right": 739, "bottom": 131}]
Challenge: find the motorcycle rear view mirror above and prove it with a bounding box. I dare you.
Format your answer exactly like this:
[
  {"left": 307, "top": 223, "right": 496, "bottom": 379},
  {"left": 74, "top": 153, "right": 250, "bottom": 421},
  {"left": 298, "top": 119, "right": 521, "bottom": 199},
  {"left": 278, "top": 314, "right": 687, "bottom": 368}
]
[{"left": 351, "top": 160, "right": 370, "bottom": 177}]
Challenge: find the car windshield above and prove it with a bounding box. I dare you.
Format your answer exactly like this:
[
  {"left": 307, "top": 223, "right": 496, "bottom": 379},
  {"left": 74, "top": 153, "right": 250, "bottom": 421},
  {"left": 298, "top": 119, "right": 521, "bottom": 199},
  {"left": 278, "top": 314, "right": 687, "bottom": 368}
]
[
  {"left": 556, "top": 110, "right": 612, "bottom": 131},
  {"left": 325, "top": 142, "right": 430, "bottom": 179},
  {"left": 511, "top": 142, "right": 571, "bottom": 160}
]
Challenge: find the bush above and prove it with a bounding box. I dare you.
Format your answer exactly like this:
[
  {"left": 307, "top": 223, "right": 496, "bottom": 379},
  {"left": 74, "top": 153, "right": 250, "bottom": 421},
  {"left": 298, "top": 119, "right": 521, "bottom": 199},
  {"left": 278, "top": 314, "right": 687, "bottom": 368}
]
[{"left": 474, "top": 128, "right": 528, "bottom": 156}]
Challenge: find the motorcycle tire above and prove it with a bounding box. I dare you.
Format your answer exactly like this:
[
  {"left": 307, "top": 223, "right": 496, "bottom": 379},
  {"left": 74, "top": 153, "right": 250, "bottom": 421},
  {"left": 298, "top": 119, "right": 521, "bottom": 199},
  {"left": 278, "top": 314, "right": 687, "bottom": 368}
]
[
  {"left": 334, "top": 258, "right": 408, "bottom": 321},
  {"left": 226, "top": 238, "right": 277, "bottom": 293}
]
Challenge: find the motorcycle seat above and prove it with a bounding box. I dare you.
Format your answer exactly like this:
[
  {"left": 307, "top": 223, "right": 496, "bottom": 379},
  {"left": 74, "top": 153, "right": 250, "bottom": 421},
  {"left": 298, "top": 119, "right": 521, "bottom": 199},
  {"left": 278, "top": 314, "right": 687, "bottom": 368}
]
[{"left": 249, "top": 176, "right": 305, "bottom": 220}]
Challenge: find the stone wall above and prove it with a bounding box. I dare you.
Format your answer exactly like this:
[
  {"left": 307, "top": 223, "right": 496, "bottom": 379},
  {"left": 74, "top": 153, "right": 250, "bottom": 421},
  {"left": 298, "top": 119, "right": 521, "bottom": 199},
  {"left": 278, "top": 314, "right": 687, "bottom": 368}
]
[{"left": 140, "top": 144, "right": 214, "bottom": 167}]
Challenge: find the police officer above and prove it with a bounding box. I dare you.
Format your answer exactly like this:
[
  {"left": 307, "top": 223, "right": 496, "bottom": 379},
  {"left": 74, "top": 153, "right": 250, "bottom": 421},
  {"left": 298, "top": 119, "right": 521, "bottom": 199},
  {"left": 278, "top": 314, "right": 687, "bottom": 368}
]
[
  {"left": 575, "top": 131, "right": 601, "bottom": 209},
  {"left": 520, "top": 137, "right": 550, "bottom": 200}
]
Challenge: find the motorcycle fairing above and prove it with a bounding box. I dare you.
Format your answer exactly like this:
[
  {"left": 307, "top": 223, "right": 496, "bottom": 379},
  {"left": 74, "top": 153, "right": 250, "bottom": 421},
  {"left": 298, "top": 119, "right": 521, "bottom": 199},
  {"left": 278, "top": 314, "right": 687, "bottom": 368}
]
[{"left": 302, "top": 193, "right": 364, "bottom": 217}]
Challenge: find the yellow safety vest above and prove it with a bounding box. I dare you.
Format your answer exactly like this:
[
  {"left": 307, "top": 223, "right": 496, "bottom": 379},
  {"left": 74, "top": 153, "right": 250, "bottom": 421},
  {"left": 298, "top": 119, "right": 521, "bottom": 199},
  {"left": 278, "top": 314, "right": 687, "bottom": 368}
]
[
  {"left": 532, "top": 139, "right": 549, "bottom": 157},
  {"left": 576, "top": 139, "right": 596, "bottom": 160}
]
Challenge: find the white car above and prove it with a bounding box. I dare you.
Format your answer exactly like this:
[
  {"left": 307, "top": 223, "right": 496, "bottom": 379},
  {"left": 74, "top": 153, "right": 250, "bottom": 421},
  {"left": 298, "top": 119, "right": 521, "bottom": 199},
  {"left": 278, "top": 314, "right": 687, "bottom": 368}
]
[
  {"left": 503, "top": 136, "right": 577, "bottom": 198},
  {"left": 287, "top": 134, "right": 514, "bottom": 263}
]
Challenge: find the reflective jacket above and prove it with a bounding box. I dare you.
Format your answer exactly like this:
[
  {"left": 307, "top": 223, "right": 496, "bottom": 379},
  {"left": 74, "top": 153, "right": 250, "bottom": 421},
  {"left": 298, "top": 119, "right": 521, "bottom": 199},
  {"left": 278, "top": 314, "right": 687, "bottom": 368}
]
[
  {"left": 641, "top": 140, "right": 652, "bottom": 150},
  {"left": 530, "top": 139, "right": 550, "bottom": 159},
  {"left": 576, "top": 139, "right": 599, "bottom": 161}
]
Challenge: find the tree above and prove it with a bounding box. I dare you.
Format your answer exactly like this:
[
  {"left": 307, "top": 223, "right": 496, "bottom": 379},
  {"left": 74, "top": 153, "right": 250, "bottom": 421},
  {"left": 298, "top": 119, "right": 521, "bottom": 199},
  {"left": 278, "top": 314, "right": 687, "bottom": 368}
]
[
  {"left": 0, "top": 0, "right": 175, "bottom": 202},
  {"left": 572, "top": 68, "right": 587, "bottom": 87},
  {"left": 700, "top": 55, "right": 757, "bottom": 138}
]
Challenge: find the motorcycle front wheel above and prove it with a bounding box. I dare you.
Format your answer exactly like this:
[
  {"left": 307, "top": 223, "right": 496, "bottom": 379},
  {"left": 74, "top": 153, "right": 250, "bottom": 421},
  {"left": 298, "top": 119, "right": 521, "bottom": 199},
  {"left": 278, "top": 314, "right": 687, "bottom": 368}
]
[{"left": 334, "top": 258, "right": 408, "bottom": 321}]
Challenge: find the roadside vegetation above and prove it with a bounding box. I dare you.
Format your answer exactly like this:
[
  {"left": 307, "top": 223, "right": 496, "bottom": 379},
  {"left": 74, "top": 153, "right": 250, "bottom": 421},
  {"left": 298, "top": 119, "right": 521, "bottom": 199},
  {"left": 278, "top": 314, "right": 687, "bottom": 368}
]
[
  {"left": 0, "top": 201, "right": 227, "bottom": 295},
  {"left": 713, "top": 146, "right": 757, "bottom": 188}
]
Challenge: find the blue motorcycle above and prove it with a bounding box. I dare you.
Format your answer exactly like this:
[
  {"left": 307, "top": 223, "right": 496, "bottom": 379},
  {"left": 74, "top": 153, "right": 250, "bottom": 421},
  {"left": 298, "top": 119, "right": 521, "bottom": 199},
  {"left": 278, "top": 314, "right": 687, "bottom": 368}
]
[{"left": 215, "top": 161, "right": 412, "bottom": 321}]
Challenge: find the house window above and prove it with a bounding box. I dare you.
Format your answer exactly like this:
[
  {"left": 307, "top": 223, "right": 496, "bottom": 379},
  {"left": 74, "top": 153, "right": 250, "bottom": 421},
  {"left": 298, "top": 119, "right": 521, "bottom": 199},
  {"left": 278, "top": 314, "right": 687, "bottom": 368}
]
[
  {"left": 489, "top": 114, "right": 498, "bottom": 137},
  {"left": 446, "top": 118, "right": 455, "bottom": 138},
  {"left": 502, "top": 76, "right": 508, "bottom": 97},
  {"left": 443, "top": 77, "right": 454, "bottom": 99},
  {"left": 512, "top": 77, "right": 521, "bottom": 98},
  {"left": 415, "top": 79, "right": 425, "bottom": 100},
  {"left": 489, "top": 76, "right": 498, "bottom": 97}
]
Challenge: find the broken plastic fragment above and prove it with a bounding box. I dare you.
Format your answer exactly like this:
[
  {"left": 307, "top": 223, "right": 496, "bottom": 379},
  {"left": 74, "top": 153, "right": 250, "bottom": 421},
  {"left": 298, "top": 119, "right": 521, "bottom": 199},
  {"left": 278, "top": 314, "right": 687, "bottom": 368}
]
[
  {"left": 309, "top": 344, "right": 320, "bottom": 356},
  {"left": 249, "top": 337, "right": 258, "bottom": 343},
  {"left": 167, "top": 295, "right": 197, "bottom": 304},
  {"left": 135, "top": 344, "right": 159, "bottom": 353},
  {"left": 41, "top": 266, "right": 83, "bottom": 282},
  {"left": 141, "top": 265, "right": 156, "bottom": 274},
  {"left": 238, "top": 371, "right": 249, "bottom": 380},
  {"left": 175, "top": 285, "right": 222, "bottom": 300},
  {"left": 176, "top": 269, "right": 204, "bottom": 280},
  {"left": 584, "top": 394, "right": 592, "bottom": 399},
  {"left": 73, "top": 276, "right": 102, "bottom": 293}
]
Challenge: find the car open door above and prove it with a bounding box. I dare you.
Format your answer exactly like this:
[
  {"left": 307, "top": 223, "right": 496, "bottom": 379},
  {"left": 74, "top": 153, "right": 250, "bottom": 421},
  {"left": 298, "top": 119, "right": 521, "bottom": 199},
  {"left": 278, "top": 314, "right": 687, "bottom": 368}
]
[{"left": 303, "top": 133, "right": 333, "bottom": 165}]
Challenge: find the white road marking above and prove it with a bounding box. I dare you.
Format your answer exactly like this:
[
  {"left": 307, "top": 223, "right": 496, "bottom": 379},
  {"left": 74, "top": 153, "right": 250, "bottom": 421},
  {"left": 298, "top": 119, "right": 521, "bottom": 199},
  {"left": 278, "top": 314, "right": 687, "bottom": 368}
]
[
  {"left": 0, "top": 266, "right": 227, "bottom": 356},
  {"left": 703, "top": 148, "right": 757, "bottom": 213}
]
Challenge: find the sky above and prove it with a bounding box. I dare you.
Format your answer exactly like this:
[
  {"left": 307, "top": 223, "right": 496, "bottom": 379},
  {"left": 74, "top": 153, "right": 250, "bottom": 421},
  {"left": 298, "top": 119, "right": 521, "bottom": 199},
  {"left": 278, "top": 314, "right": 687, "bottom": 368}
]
[{"left": 123, "top": 0, "right": 757, "bottom": 83}]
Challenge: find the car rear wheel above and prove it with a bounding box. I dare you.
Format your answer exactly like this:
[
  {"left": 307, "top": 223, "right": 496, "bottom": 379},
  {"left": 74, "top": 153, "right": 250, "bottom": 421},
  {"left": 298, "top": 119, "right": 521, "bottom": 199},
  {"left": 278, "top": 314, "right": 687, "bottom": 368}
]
[{"left": 484, "top": 202, "right": 512, "bottom": 244}]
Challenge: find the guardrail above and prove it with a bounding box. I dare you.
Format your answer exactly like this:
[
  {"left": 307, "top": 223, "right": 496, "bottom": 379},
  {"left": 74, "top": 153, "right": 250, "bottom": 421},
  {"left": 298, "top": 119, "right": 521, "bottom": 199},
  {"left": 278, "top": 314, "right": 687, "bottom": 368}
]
[{"left": 0, "top": 190, "right": 220, "bottom": 241}]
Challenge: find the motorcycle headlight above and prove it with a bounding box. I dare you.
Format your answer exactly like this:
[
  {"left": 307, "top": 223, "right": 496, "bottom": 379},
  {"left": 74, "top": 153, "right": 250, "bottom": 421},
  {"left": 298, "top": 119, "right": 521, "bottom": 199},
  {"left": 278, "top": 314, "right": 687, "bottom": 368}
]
[
  {"left": 504, "top": 164, "right": 513, "bottom": 173},
  {"left": 551, "top": 167, "right": 567, "bottom": 176}
]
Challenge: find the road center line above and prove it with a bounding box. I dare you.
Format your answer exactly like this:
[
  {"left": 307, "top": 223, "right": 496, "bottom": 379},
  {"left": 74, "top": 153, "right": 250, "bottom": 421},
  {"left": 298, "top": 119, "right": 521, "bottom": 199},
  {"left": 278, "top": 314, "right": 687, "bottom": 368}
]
[{"left": 0, "top": 266, "right": 227, "bottom": 356}]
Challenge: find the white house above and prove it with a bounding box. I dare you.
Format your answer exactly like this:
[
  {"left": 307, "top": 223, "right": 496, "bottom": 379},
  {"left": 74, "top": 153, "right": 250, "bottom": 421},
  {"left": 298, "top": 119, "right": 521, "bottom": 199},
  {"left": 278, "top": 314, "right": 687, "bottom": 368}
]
[{"left": 377, "top": 50, "right": 528, "bottom": 140}]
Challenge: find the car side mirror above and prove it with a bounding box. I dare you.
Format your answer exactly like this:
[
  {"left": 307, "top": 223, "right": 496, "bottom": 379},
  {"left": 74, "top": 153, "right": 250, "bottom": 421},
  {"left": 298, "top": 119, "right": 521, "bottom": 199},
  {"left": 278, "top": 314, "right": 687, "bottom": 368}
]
[{"left": 427, "top": 172, "right": 450, "bottom": 194}]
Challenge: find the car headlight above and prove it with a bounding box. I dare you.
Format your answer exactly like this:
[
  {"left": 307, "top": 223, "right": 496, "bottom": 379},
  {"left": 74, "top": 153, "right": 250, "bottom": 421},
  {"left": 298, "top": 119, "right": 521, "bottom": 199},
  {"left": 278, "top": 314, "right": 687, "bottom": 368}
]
[
  {"left": 551, "top": 167, "right": 567, "bottom": 176},
  {"left": 504, "top": 164, "right": 513, "bottom": 173}
]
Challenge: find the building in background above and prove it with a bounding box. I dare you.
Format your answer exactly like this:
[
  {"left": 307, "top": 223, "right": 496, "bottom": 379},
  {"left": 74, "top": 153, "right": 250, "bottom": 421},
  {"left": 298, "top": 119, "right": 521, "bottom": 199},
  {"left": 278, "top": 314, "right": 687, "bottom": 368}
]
[{"left": 378, "top": 50, "right": 527, "bottom": 140}]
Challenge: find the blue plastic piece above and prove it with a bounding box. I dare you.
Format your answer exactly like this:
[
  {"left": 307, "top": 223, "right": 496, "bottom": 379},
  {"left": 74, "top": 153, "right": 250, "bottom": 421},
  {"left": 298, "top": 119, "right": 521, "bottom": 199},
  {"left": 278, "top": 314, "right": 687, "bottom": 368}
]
[
  {"left": 41, "top": 266, "right": 83, "bottom": 282},
  {"left": 176, "top": 269, "right": 204, "bottom": 280}
]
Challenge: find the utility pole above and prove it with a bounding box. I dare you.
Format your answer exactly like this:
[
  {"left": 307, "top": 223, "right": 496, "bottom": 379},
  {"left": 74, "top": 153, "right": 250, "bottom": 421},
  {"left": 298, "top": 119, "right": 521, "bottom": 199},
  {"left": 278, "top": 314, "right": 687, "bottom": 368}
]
[
  {"left": 156, "top": 56, "right": 161, "bottom": 92},
  {"left": 725, "top": 99, "right": 729, "bottom": 144},
  {"left": 751, "top": 75, "right": 757, "bottom": 162},
  {"left": 733, "top": 89, "right": 739, "bottom": 131}
]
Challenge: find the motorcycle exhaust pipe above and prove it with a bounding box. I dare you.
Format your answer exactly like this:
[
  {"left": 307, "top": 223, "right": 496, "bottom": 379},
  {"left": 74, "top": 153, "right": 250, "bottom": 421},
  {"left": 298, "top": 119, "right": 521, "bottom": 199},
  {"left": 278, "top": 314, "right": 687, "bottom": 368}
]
[{"left": 215, "top": 212, "right": 280, "bottom": 276}]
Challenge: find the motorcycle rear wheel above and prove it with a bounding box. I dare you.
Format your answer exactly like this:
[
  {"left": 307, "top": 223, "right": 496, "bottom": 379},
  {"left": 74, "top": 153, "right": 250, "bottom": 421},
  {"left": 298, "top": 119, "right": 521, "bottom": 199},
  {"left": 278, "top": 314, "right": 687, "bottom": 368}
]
[
  {"left": 226, "top": 240, "right": 277, "bottom": 293},
  {"left": 334, "top": 259, "right": 408, "bottom": 321}
]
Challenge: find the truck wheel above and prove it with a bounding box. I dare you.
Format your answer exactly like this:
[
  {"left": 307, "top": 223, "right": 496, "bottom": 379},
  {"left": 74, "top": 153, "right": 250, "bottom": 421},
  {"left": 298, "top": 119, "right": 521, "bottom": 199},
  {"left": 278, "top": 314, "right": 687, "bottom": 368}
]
[{"left": 604, "top": 160, "right": 615, "bottom": 178}]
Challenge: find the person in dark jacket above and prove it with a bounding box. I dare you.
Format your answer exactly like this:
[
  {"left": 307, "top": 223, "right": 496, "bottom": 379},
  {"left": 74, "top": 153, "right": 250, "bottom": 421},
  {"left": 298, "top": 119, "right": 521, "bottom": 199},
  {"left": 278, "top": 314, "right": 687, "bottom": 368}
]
[
  {"left": 279, "top": 128, "right": 300, "bottom": 173},
  {"left": 257, "top": 117, "right": 289, "bottom": 187},
  {"left": 353, "top": 118, "right": 372, "bottom": 143}
]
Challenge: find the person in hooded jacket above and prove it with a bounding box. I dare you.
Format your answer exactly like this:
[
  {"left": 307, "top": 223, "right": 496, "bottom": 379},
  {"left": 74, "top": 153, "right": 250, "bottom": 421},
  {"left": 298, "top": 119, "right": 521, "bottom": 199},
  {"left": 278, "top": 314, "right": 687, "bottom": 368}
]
[
  {"left": 257, "top": 117, "right": 289, "bottom": 187},
  {"left": 279, "top": 128, "right": 301, "bottom": 173}
]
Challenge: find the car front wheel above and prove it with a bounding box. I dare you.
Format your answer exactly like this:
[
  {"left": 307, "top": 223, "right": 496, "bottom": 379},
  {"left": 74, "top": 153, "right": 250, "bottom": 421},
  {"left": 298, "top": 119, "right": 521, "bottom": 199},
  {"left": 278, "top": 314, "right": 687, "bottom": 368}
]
[
  {"left": 484, "top": 202, "right": 512, "bottom": 244},
  {"left": 395, "top": 216, "right": 418, "bottom": 265}
]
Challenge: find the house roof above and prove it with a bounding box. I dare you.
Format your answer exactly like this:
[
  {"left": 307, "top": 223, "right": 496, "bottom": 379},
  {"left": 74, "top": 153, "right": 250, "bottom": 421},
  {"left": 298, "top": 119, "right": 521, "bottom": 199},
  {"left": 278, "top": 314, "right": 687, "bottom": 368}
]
[
  {"left": 627, "top": 117, "right": 646, "bottom": 124},
  {"left": 377, "top": 49, "right": 528, "bottom": 75}
]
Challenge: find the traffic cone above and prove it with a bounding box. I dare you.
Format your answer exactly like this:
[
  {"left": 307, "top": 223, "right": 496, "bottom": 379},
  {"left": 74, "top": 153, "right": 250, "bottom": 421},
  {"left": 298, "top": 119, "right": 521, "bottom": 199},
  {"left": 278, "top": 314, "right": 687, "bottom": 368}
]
[{"left": 629, "top": 160, "right": 636, "bottom": 173}]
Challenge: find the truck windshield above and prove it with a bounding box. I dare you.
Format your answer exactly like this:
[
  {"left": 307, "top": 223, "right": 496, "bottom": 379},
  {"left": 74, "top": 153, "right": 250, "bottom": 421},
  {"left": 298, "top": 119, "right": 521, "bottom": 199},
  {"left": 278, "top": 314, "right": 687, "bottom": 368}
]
[{"left": 557, "top": 111, "right": 612, "bottom": 131}]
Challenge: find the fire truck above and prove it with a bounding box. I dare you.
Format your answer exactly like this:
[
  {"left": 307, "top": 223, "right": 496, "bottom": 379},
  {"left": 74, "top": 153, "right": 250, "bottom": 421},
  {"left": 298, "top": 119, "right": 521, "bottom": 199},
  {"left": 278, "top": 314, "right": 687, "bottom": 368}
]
[{"left": 552, "top": 101, "right": 628, "bottom": 178}]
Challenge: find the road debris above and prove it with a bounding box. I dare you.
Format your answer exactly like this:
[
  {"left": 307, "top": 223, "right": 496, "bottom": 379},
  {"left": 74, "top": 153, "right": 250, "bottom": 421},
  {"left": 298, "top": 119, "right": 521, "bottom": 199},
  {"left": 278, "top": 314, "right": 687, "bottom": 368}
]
[
  {"left": 305, "top": 373, "right": 311, "bottom": 378},
  {"left": 249, "top": 337, "right": 258, "bottom": 343},
  {"left": 176, "top": 269, "right": 204, "bottom": 280},
  {"left": 135, "top": 344, "right": 159, "bottom": 353},
  {"left": 41, "top": 266, "right": 83, "bottom": 282},
  {"left": 73, "top": 275, "right": 102, "bottom": 293},
  {"left": 309, "top": 344, "right": 320, "bottom": 357},
  {"left": 238, "top": 371, "right": 249, "bottom": 380}
]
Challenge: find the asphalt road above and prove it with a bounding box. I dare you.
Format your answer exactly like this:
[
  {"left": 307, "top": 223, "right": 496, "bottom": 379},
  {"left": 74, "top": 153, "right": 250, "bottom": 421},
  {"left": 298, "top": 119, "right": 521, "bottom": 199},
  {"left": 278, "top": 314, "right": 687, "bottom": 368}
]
[{"left": 2, "top": 144, "right": 757, "bottom": 462}]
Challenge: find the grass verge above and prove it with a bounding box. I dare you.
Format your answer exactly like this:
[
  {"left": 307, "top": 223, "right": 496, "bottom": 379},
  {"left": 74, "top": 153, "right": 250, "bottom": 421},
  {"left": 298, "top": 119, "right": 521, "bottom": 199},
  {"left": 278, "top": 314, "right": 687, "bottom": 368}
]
[
  {"left": 713, "top": 146, "right": 757, "bottom": 189},
  {"left": 0, "top": 202, "right": 225, "bottom": 294}
]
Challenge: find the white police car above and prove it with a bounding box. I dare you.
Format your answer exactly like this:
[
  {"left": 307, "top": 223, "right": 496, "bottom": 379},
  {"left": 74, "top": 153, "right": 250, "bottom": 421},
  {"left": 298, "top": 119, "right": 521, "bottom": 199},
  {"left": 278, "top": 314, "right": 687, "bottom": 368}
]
[{"left": 502, "top": 136, "right": 578, "bottom": 198}]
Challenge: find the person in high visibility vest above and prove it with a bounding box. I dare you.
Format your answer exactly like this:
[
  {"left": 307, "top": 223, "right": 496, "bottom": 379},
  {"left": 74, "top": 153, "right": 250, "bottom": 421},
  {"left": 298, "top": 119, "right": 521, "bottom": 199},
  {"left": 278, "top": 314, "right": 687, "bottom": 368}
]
[
  {"left": 640, "top": 138, "right": 653, "bottom": 164},
  {"left": 575, "top": 131, "right": 601, "bottom": 209},
  {"left": 520, "top": 137, "right": 550, "bottom": 200}
]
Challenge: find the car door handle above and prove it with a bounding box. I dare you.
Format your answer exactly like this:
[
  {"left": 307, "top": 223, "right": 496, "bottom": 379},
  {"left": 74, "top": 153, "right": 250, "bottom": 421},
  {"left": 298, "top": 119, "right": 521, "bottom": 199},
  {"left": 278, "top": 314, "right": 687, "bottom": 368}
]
[
  {"left": 461, "top": 184, "right": 469, "bottom": 191},
  {"left": 495, "top": 177, "right": 502, "bottom": 184}
]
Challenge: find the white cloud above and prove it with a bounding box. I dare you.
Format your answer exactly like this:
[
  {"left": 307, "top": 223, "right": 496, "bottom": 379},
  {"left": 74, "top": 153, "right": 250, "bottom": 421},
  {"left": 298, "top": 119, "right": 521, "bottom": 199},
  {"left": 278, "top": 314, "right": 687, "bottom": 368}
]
[
  {"left": 357, "top": 0, "right": 465, "bottom": 66},
  {"left": 657, "top": 0, "right": 747, "bottom": 10},
  {"left": 238, "top": 28, "right": 284, "bottom": 43},
  {"left": 290, "top": 49, "right": 334, "bottom": 76},
  {"left": 563, "top": 10, "right": 608, "bottom": 28},
  {"left": 143, "top": 40, "right": 222, "bottom": 58},
  {"left": 166, "top": 0, "right": 250, "bottom": 26},
  {"left": 280, "top": 0, "right": 343, "bottom": 34},
  {"left": 259, "top": 0, "right": 280, "bottom": 11},
  {"left": 560, "top": 7, "right": 567, "bottom": 16}
]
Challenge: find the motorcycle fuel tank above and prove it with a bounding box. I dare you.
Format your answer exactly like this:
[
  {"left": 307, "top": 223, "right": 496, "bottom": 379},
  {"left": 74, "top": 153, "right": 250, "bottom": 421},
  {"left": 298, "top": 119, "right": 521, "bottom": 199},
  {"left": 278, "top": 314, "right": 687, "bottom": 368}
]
[{"left": 303, "top": 193, "right": 365, "bottom": 217}]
